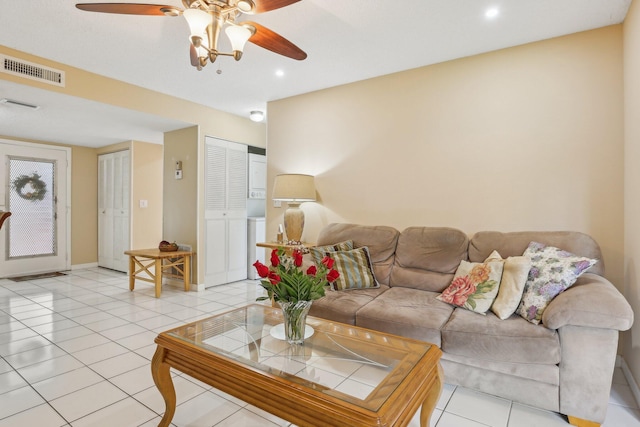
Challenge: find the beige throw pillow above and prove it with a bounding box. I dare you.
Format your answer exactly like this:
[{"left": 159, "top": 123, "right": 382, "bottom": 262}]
[{"left": 484, "top": 250, "right": 532, "bottom": 320}]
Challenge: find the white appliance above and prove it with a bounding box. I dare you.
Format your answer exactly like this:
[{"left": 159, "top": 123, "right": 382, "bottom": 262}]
[
  {"left": 248, "top": 217, "right": 266, "bottom": 279},
  {"left": 248, "top": 153, "right": 267, "bottom": 199}
]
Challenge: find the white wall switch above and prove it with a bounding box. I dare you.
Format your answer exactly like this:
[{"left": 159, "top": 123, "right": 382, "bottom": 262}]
[
  {"left": 273, "top": 200, "right": 282, "bottom": 208},
  {"left": 139, "top": 199, "right": 148, "bottom": 208}
]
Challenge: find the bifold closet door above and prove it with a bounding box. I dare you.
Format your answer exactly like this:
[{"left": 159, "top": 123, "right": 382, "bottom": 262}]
[
  {"left": 98, "top": 150, "right": 130, "bottom": 272},
  {"left": 204, "top": 137, "right": 247, "bottom": 287}
]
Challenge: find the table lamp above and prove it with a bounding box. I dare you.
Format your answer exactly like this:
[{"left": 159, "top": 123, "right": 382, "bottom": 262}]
[{"left": 272, "top": 174, "right": 316, "bottom": 244}]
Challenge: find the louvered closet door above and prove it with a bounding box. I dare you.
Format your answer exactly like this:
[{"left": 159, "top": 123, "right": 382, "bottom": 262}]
[{"left": 204, "top": 137, "right": 247, "bottom": 287}]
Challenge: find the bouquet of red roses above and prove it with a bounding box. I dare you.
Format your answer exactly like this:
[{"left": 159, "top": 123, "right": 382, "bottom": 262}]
[{"left": 253, "top": 248, "right": 340, "bottom": 303}]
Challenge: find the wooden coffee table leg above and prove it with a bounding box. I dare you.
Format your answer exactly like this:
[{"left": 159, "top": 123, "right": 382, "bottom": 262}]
[
  {"left": 151, "top": 346, "right": 176, "bottom": 427},
  {"left": 420, "top": 363, "right": 444, "bottom": 427}
]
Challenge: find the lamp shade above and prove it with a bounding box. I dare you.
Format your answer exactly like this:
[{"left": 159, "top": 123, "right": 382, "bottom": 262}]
[{"left": 272, "top": 174, "right": 316, "bottom": 202}]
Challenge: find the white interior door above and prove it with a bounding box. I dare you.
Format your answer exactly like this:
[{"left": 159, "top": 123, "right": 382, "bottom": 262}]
[
  {"left": 0, "top": 140, "right": 70, "bottom": 277},
  {"left": 98, "top": 151, "right": 130, "bottom": 272}
]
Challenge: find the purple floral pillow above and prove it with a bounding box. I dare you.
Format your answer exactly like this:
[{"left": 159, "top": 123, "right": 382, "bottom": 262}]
[{"left": 516, "top": 242, "right": 597, "bottom": 324}]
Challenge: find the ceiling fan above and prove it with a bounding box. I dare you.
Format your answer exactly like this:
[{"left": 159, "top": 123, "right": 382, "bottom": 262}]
[{"left": 76, "top": 1, "right": 307, "bottom": 70}]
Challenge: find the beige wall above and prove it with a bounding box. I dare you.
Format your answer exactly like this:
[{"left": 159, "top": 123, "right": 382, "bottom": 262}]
[
  {"left": 70, "top": 145, "right": 98, "bottom": 265},
  {"left": 267, "top": 26, "right": 625, "bottom": 292},
  {"left": 164, "top": 126, "right": 199, "bottom": 278},
  {"left": 131, "top": 141, "right": 164, "bottom": 248},
  {"left": 624, "top": 0, "right": 640, "bottom": 388}
]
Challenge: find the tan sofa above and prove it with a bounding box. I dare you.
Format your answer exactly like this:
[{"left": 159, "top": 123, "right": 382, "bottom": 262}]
[{"left": 309, "top": 223, "right": 634, "bottom": 427}]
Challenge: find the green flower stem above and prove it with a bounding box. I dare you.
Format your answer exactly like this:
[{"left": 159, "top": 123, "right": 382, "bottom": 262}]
[{"left": 279, "top": 300, "right": 312, "bottom": 345}]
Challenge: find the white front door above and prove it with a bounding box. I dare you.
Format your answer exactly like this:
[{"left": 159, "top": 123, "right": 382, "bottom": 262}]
[{"left": 0, "top": 140, "right": 70, "bottom": 277}]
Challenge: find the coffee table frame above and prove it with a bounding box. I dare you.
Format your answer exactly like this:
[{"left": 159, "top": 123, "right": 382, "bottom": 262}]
[{"left": 152, "top": 304, "right": 442, "bottom": 427}]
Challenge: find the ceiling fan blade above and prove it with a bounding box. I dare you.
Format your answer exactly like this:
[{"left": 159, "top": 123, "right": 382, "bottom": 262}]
[
  {"left": 253, "top": 0, "right": 301, "bottom": 13},
  {"left": 245, "top": 21, "right": 307, "bottom": 60},
  {"left": 75, "top": 3, "right": 178, "bottom": 16}
]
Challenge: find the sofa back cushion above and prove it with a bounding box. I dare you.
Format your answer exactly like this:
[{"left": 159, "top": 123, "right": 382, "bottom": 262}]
[
  {"left": 391, "top": 227, "right": 469, "bottom": 292},
  {"left": 468, "top": 231, "right": 604, "bottom": 276},
  {"left": 316, "top": 223, "right": 400, "bottom": 285}
]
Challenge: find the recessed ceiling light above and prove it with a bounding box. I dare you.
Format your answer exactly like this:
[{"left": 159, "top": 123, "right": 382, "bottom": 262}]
[
  {"left": 275, "top": 69, "right": 285, "bottom": 77},
  {"left": 250, "top": 110, "right": 264, "bottom": 122},
  {"left": 485, "top": 8, "right": 499, "bottom": 19}
]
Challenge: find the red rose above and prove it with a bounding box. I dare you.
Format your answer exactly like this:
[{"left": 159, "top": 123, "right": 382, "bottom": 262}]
[
  {"left": 306, "top": 265, "right": 317, "bottom": 276},
  {"left": 293, "top": 250, "right": 303, "bottom": 267},
  {"left": 253, "top": 261, "right": 269, "bottom": 278},
  {"left": 321, "top": 256, "right": 335, "bottom": 269},
  {"left": 268, "top": 272, "right": 281, "bottom": 285},
  {"left": 326, "top": 269, "right": 340, "bottom": 283},
  {"left": 440, "top": 276, "right": 476, "bottom": 306},
  {"left": 270, "top": 249, "right": 280, "bottom": 267}
]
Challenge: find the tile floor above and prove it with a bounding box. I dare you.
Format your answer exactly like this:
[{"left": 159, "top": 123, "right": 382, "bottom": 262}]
[{"left": 0, "top": 267, "right": 639, "bottom": 427}]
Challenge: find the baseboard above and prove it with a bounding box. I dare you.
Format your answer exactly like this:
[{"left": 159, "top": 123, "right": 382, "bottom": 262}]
[
  {"left": 71, "top": 262, "right": 98, "bottom": 270},
  {"left": 163, "top": 278, "right": 204, "bottom": 292},
  {"left": 618, "top": 355, "right": 640, "bottom": 409}
]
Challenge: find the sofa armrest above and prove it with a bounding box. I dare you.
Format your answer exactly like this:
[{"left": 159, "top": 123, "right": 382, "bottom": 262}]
[{"left": 542, "top": 273, "right": 633, "bottom": 331}]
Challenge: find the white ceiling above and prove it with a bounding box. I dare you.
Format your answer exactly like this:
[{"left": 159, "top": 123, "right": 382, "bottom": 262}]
[{"left": 0, "top": 0, "right": 633, "bottom": 148}]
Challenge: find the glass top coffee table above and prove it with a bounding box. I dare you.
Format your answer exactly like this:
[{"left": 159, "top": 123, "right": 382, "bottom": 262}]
[{"left": 152, "top": 304, "right": 442, "bottom": 427}]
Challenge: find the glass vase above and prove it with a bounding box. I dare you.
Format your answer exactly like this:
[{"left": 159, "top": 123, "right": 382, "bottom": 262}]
[{"left": 278, "top": 300, "right": 313, "bottom": 345}]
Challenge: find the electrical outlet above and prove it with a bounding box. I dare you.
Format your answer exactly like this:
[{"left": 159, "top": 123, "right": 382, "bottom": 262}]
[
  {"left": 273, "top": 200, "right": 282, "bottom": 208},
  {"left": 175, "top": 170, "right": 183, "bottom": 180}
]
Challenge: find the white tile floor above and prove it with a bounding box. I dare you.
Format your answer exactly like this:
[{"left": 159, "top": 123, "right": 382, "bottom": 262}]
[{"left": 0, "top": 267, "right": 639, "bottom": 427}]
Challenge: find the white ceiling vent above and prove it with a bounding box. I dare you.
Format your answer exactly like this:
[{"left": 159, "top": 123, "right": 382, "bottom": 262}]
[{"left": 1, "top": 54, "right": 65, "bottom": 87}]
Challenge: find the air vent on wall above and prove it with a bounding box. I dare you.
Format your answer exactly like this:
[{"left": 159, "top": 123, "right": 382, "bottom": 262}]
[{"left": 0, "top": 54, "right": 65, "bottom": 87}]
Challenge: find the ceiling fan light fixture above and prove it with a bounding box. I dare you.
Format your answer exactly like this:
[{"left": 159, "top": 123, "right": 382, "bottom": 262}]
[
  {"left": 237, "top": 0, "right": 255, "bottom": 13},
  {"left": 75, "top": 1, "right": 307, "bottom": 69},
  {"left": 225, "top": 25, "right": 252, "bottom": 60},
  {"left": 250, "top": 110, "right": 264, "bottom": 122},
  {"left": 183, "top": 8, "right": 211, "bottom": 40}
]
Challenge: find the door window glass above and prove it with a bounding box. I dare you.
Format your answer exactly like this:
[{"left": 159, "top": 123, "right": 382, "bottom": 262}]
[{"left": 7, "top": 157, "right": 56, "bottom": 259}]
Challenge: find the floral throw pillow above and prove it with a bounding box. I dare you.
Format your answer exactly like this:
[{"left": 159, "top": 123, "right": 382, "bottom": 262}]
[
  {"left": 516, "top": 242, "right": 597, "bottom": 325},
  {"left": 437, "top": 260, "right": 504, "bottom": 314}
]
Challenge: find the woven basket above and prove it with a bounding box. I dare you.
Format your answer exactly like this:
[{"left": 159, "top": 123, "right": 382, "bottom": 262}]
[{"left": 159, "top": 243, "right": 179, "bottom": 252}]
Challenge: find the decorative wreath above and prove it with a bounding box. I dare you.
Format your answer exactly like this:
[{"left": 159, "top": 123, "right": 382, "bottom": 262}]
[{"left": 12, "top": 173, "right": 47, "bottom": 201}]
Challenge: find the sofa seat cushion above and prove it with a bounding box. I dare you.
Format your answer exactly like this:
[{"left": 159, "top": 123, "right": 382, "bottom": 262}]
[
  {"left": 441, "top": 352, "right": 559, "bottom": 386},
  {"left": 355, "top": 287, "right": 454, "bottom": 347},
  {"left": 309, "top": 285, "right": 389, "bottom": 325},
  {"left": 442, "top": 308, "right": 561, "bottom": 365}
]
